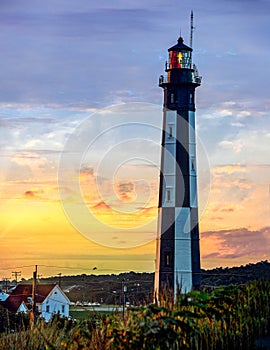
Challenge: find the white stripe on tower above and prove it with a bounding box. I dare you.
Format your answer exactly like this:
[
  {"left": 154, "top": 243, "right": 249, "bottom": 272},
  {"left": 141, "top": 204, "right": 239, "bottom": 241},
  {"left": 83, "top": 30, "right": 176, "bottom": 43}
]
[
  {"left": 162, "top": 109, "right": 177, "bottom": 208},
  {"left": 174, "top": 208, "right": 192, "bottom": 293},
  {"left": 173, "top": 110, "right": 198, "bottom": 295}
]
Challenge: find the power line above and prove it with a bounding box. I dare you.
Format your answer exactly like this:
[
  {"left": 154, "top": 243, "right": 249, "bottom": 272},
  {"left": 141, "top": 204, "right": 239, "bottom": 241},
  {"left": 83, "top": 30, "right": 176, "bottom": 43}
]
[
  {"left": 1, "top": 262, "right": 269, "bottom": 279},
  {"left": 0, "top": 265, "right": 35, "bottom": 271},
  {"left": 12, "top": 271, "right": 21, "bottom": 285}
]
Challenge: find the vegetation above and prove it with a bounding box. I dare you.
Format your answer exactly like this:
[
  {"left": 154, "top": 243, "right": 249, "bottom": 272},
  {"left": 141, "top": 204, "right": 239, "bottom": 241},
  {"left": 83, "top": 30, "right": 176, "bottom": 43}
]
[
  {"left": 0, "top": 280, "right": 269, "bottom": 349},
  {"left": 201, "top": 260, "right": 270, "bottom": 288},
  {"left": 20, "top": 261, "right": 269, "bottom": 305},
  {"left": 2, "top": 261, "right": 269, "bottom": 306},
  {"left": 0, "top": 306, "right": 29, "bottom": 334}
]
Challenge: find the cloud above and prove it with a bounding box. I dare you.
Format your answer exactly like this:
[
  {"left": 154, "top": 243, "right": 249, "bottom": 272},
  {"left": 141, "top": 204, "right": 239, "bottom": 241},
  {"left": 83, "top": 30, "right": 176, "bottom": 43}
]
[
  {"left": 210, "top": 173, "right": 252, "bottom": 200},
  {"left": 202, "top": 227, "right": 270, "bottom": 260},
  {"left": 79, "top": 166, "right": 94, "bottom": 179},
  {"left": 24, "top": 189, "right": 44, "bottom": 199},
  {"left": 4, "top": 160, "right": 32, "bottom": 182},
  {"left": 212, "top": 164, "right": 246, "bottom": 175},
  {"left": 22, "top": 186, "right": 60, "bottom": 202},
  {"left": 92, "top": 201, "right": 112, "bottom": 212},
  {"left": 0, "top": 3, "right": 166, "bottom": 105},
  {"left": 218, "top": 140, "right": 243, "bottom": 153},
  {"left": 0, "top": 1, "right": 270, "bottom": 270},
  {"left": 220, "top": 208, "right": 234, "bottom": 213},
  {"left": 200, "top": 161, "right": 270, "bottom": 233},
  {"left": 214, "top": 101, "right": 252, "bottom": 119},
  {"left": 117, "top": 181, "right": 135, "bottom": 202},
  {"left": 0, "top": 0, "right": 267, "bottom": 108},
  {"left": 9, "top": 152, "right": 54, "bottom": 179}
]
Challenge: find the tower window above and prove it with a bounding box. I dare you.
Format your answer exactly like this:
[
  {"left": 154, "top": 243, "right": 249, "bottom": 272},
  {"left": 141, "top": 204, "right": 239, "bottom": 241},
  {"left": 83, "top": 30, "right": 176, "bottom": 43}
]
[
  {"left": 168, "top": 125, "right": 173, "bottom": 138},
  {"left": 170, "top": 93, "right": 174, "bottom": 104},
  {"left": 189, "top": 93, "right": 193, "bottom": 104},
  {"left": 165, "top": 252, "right": 171, "bottom": 267},
  {"left": 166, "top": 188, "right": 171, "bottom": 201},
  {"left": 191, "top": 157, "right": 196, "bottom": 172}
]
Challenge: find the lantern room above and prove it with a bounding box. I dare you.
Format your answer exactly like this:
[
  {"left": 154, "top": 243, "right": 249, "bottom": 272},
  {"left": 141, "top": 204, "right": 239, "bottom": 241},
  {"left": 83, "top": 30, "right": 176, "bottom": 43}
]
[{"left": 167, "top": 37, "right": 192, "bottom": 70}]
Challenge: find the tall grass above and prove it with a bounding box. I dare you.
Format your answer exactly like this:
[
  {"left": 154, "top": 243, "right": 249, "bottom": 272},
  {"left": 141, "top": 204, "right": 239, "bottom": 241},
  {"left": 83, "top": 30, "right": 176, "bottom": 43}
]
[{"left": 0, "top": 280, "right": 269, "bottom": 349}]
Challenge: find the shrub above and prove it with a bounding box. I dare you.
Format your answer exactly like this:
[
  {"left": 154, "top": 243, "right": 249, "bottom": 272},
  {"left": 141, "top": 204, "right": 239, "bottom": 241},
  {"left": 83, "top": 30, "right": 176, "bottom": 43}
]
[{"left": 0, "top": 281, "right": 269, "bottom": 349}]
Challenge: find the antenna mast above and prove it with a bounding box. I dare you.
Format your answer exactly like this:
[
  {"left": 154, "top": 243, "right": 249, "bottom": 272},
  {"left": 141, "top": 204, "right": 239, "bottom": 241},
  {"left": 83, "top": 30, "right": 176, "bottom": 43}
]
[{"left": 190, "top": 10, "right": 194, "bottom": 49}]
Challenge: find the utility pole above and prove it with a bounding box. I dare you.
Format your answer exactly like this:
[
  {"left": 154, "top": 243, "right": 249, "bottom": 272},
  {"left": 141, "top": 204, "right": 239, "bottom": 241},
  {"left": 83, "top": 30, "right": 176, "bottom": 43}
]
[
  {"left": 12, "top": 271, "right": 21, "bottom": 285},
  {"left": 2, "top": 278, "right": 9, "bottom": 293},
  {"left": 57, "top": 273, "right": 61, "bottom": 288},
  {"left": 31, "top": 265, "right": 37, "bottom": 329},
  {"left": 122, "top": 280, "right": 127, "bottom": 320}
]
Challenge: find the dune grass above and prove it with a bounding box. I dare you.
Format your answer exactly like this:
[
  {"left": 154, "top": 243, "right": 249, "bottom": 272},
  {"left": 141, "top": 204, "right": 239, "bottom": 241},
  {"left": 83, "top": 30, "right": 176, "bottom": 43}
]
[{"left": 0, "top": 280, "right": 269, "bottom": 349}]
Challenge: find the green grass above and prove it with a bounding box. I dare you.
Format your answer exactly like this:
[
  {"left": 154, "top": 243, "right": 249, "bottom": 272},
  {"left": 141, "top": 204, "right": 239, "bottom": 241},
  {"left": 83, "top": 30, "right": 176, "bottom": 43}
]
[
  {"left": 69, "top": 304, "right": 121, "bottom": 321},
  {"left": 0, "top": 280, "right": 269, "bottom": 349},
  {"left": 69, "top": 309, "right": 91, "bottom": 321}
]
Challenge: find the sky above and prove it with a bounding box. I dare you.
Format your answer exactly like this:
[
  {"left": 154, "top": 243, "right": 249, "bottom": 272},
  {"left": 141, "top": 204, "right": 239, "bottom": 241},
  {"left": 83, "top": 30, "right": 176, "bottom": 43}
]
[{"left": 0, "top": 0, "right": 270, "bottom": 280}]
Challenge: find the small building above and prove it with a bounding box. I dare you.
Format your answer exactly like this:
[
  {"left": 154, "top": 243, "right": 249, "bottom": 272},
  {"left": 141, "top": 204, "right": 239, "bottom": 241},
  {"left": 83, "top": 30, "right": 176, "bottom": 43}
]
[
  {"left": 1, "top": 297, "right": 28, "bottom": 313},
  {"left": 1, "top": 284, "right": 70, "bottom": 322},
  {"left": 0, "top": 291, "right": 9, "bottom": 302}
]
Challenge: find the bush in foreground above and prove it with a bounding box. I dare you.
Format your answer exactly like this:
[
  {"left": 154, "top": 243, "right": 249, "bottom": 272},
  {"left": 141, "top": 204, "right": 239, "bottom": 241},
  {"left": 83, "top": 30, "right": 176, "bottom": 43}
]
[{"left": 0, "top": 280, "right": 269, "bottom": 349}]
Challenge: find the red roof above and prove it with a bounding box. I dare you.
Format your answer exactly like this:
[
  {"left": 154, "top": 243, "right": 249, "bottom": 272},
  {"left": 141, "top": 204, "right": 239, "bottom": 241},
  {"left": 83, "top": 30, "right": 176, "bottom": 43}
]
[
  {"left": 2, "top": 283, "right": 57, "bottom": 312},
  {"left": 1, "top": 297, "right": 27, "bottom": 313}
]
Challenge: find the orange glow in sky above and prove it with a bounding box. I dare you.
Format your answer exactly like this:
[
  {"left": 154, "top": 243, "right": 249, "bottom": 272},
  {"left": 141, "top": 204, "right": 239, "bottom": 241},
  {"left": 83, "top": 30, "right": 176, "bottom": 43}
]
[{"left": 1, "top": 1, "right": 270, "bottom": 281}]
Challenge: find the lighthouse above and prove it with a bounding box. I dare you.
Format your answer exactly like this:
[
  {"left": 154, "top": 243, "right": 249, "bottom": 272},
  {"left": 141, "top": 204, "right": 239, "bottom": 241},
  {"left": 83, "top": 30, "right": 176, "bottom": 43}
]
[{"left": 154, "top": 15, "right": 201, "bottom": 299}]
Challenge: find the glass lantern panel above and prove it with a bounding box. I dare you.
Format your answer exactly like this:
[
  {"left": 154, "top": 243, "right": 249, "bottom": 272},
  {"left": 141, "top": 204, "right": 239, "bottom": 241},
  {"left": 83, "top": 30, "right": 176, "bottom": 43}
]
[
  {"left": 169, "top": 50, "right": 191, "bottom": 69},
  {"left": 169, "top": 51, "right": 180, "bottom": 68},
  {"left": 181, "top": 51, "right": 191, "bottom": 68}
]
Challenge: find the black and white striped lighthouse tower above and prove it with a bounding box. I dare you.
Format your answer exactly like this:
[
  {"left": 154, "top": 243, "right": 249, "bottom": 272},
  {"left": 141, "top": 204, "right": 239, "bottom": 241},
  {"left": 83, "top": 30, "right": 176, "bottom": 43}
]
[{"left": 155, "top": 14, "right": 201, "bottom": 299}]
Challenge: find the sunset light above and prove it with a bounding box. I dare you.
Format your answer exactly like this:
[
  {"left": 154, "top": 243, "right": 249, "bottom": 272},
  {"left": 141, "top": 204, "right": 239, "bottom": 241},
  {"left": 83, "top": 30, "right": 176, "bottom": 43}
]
[{"left": 0, "top": 0, "right": 269, "bottom": 281}]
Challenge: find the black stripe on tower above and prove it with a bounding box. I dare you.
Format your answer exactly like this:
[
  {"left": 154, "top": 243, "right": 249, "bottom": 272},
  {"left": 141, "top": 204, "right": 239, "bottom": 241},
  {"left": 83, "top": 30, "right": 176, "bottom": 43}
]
[
  {"left": 158, "top": 172, "right": 164, "bottom": 208},
  {"left": 158, "top": 207, "right": 175, "bottom": 292},
  {"left": 176, "top": 110, "right": 190, "bottom": 207},
  {"left": 165, "top": 86, "right": 196, "bottom": 112}
]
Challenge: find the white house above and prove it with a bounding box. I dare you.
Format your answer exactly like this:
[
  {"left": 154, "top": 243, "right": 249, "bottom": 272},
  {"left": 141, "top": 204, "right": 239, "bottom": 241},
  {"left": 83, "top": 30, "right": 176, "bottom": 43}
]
[
  {"left": 36, "top": 284, "right": 70, "bottom": 322},
  {"left": 1, "top": 283, "right": 70, "bottom": 321}
]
